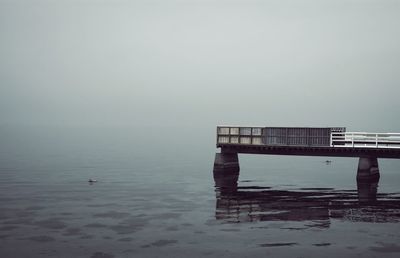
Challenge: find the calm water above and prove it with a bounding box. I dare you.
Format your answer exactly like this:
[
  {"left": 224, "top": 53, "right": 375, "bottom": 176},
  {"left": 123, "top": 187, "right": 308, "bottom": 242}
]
[{"left": 1, "top": 126, "right": 400, "bottom": 258}]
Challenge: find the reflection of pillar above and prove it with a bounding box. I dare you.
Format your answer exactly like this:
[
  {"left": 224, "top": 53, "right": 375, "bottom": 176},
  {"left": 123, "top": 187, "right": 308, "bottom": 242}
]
[
  {"left": 357, "top": 180, "right": 378, "bottom": 203},
  {"left": 357, "top": 157, "right": 380, "bottom": 182},
  {"left": 213, "top": 166, "right": 239, "bottom": 191}
]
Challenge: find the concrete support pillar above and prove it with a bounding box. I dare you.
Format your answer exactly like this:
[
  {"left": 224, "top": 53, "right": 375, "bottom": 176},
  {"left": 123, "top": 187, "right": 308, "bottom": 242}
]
[
  {"left": 213, "top": 152, "right": 240, "bottom": 171},
  {"left": 357, "top": 157, "right": 380, "bottom": 182},
  {"left": 213, "top": 152, "right": 240, "bottom": 193}
]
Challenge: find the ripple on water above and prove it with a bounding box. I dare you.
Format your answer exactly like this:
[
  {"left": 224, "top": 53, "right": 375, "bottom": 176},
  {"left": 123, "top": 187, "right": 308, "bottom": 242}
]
[
  {"left": 85, "top": 223, "right": 108, "bottom": 228},
  {"left": 80, "top": 234, "right": 94, "bottom": 239},
  {"left": 260, "top": 242, "right": 298, "bottom": 247},
  {"left": 93, "top": 211, "right": 130, "bottom": 219},
  {"left": 141, "top": 239, "right": 178, "bottom": 248},
  {"left": 108, "top": 225, "right": 140, "bottom": 235},
  {"left": 25, "top": 235, "right": 55, "bottom": 242},
  {"left": 90, "top": 252, "right": 114, "bottom": 258},
  {"left": 150, "top": 213, "right": 181, "bottom": 220},
  {"left": 107, "top": 216, "right": 149, "bottom": 234},
  {"left": 370, "top": 243, "right": 400, "bottom": 253},
  {"left": 0, "top": 226, "right": 18, "bottom": 231},
  {"left": 62, "top": 227, "right": 82, "bottom": 236},
  {"left": 25, "top": 206, "right": 45, "bottom": 211},
  {"left": 313, "top": 243, "right": 331, "bottom": 247},
  {"left": 118, "top": 237, "right": 133, "bottom": 242},
  {"left": 34, "top": 218, "right": 67, "bottom": 229},
  {"left": 3, "top": 218, "right": 34, "bottom": 225}
]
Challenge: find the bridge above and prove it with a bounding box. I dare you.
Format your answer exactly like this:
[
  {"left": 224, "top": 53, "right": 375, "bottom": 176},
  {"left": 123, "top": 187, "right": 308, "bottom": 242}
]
[{"left": 214, "top": 126, "right": 400, "bottom": 181}]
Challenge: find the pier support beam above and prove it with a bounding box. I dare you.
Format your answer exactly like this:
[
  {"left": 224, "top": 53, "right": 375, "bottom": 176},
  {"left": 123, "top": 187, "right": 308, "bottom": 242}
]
[{"left": 357, "top": 157, "right": 380, "bottom": 182}]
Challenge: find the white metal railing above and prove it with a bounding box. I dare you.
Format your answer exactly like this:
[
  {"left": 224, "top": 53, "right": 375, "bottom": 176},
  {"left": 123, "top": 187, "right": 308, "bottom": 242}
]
[{"left": 331, "top": 132, "right": 400, "bottom": 149}]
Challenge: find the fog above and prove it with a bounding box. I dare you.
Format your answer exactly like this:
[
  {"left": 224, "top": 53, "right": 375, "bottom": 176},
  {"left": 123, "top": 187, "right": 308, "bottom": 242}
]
[{"left": 1, "top": 0, "right": 400, "bottom": 131}]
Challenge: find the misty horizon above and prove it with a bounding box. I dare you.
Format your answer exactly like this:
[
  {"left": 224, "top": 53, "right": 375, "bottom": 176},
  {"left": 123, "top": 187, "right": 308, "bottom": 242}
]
[{"left": 1, "top": 0, "right": 399, "bottom": 131}]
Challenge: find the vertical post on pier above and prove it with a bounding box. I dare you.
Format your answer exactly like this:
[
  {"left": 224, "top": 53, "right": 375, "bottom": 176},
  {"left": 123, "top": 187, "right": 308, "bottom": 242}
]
[{"left": 357, "top": 157, "right": 380, "bottom": 182}]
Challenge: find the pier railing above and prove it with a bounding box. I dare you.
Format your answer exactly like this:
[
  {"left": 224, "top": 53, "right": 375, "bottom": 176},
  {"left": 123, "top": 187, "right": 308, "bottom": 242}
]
[{"left": 331, "top": 132, "right": 400, "bottom": 149}]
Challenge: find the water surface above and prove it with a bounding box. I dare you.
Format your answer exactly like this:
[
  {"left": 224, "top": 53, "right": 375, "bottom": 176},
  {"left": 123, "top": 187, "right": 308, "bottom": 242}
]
[{"left": 1, "top": 126, "right": 400, "bottom": 257}]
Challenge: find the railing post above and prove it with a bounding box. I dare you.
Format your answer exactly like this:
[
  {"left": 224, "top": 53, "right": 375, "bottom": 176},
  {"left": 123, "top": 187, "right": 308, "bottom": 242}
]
[
  {"left": 351, "top": 133, "right": 354, "bottom": 147},
  {"left": 376, "top": 133, "right": 378, "bottom": 148}
]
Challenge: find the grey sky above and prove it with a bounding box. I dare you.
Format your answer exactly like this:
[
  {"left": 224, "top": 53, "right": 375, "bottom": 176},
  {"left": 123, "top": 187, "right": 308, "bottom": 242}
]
[{"left": 1, "top": 0, "right": 399, "bottom": 131}]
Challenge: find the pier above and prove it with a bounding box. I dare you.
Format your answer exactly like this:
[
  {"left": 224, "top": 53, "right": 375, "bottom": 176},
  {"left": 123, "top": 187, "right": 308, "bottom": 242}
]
[{"left": 214, "top": 126, "right": 400, "bottom": 182}]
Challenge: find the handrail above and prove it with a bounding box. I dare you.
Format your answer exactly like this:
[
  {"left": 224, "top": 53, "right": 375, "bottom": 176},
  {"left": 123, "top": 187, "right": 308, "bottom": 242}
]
[{"left": 331, "top": 132, "right": 400, "bottom": 149}]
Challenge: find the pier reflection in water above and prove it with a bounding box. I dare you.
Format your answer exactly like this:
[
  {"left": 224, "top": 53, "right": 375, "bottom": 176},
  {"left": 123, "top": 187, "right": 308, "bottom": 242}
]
[{"left": 213, "top": 167, "right": 400, "bottom": 226}]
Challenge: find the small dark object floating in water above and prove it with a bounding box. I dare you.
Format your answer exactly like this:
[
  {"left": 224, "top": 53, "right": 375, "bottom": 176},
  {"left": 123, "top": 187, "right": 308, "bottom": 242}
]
[
  {"left": 88, "top": 179, "right": 97, "bottom": 183},
  {"left": 325, "top": 160, "right": 332, "bottom": 164}
]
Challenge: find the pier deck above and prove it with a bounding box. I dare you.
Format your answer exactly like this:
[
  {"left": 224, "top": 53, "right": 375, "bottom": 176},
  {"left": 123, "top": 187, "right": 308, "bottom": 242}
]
[{"left": 218, "top": 143, "right": 400, "bottom": 159}]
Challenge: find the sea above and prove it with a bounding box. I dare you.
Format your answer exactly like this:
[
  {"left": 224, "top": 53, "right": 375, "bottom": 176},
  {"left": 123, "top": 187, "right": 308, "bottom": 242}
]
[{"left": 1, "top": 125, "right": 399, "bottom": 258}]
